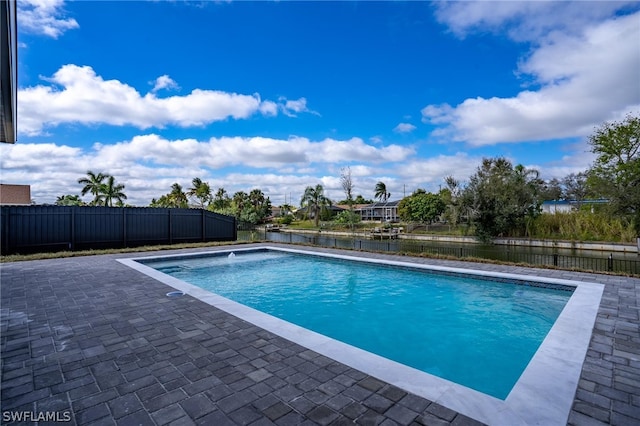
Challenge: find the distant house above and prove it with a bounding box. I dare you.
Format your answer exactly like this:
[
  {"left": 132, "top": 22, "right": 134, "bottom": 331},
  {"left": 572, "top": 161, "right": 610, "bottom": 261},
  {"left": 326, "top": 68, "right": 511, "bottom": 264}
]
[
  {"left": 270, "top": 206, "right": 283, "bottom": 218},
  {"left": 541, "top": 200, "right": 574, "bottom": 214},
  {"left": 355, "top": 201, "right": 401, "bottom": 222},
  {"left": 334, "top": 204, "right": 369, "bottom": 217},
  {"left": 541, "top": 199, "right": 609, "bottom": 214},
  {"left": 0, "top": 184, "right": 31, "bottom": 205}
]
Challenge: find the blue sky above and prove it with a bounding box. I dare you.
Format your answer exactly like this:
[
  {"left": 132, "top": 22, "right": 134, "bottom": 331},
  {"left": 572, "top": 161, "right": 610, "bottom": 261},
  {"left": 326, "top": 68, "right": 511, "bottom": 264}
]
[{"left": 1, "top": 1, "right": 639, "bottom": 206}]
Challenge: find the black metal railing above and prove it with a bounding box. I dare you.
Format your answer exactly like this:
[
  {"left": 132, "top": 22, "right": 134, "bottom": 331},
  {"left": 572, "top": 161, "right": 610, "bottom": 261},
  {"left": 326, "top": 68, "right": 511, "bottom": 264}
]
[{"left": 237, "top": 231, "right": 640, "bottom": 275}]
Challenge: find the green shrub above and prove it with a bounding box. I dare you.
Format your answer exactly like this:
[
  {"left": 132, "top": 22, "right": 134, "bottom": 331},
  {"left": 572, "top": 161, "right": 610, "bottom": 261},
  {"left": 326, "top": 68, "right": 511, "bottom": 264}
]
[
  {"left": 530, "top": 212, "right": 635, "bottom": 242},
  {"left": 279, "top": 215, "right": 294, "bottom": 225}
]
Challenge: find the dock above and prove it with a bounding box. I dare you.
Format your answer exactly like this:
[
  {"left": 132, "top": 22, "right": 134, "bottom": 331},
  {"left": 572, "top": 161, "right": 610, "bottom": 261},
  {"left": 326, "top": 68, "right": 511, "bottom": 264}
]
[{"left": 369, "top": 227, "right": 400, "bottom": 240}]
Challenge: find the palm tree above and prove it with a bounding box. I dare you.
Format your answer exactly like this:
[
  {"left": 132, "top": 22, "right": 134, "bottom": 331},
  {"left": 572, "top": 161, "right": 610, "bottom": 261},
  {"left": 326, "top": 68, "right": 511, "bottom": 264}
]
[
  {"left": 249, "top": 189, "right": 265, "bottom": 209},
  {"left": 187, "top": 177, "right": 212, "bottom": 209},
  {"left": 232, "top": 191, "right": 249, "bottom": 216},
  {"left": 102, "top": 175, "right": 127, "bottom": 207},
  {"left": 213, "top": 187, "right": 231, "bottom": 210},
  {"left": 169, "top": 183, "right": 189, "bottom": 208},
  {"left": 280, "top": 203, "right": 294, "bottom": 216},
  {"left": 249, "top": 189, "right": 272, "bottom": 222},
  {"left": 78, "top": 171, "right": 107, "bottom": 205},
  {"left": 301, "top": 184, "right": 331, "bottom": 227},
  {"left": 374, "top": 181, "right": 390, "bottom": 203}
]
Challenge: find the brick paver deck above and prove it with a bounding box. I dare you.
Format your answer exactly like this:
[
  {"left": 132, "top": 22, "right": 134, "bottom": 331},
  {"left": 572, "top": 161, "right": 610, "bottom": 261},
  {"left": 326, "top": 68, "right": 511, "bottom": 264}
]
[{"left": 1, "top": 243, "right": 638, "bottom": 425}]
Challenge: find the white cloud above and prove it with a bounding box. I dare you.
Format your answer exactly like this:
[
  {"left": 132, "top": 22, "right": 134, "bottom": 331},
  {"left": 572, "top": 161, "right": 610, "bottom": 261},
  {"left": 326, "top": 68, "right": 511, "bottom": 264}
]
[
  {"left": 399, "top": 153, "right": 481, "bottom": 187},
  {"left": 94, "top": 134, "right": 414, "bottom": 169},
  {"left": 422, "top": 11, "right": 640, "bottom": 146},
  {"left": 18, "top": 0, "right": 79, "bottom": 38},
  {"left": 259, "top": 100, "right": 279, "bottom": 116},
  {"left": 279, "top": 97, "right": 319, "bottom": 117},
  {"left": 528, "top": 141, "right": 597, "bottom": 181},
  {"left": 0, "top": 135, "right": 414, "bottom": 205},
  {"left": 150, "top": 75, "right": 180, "bottom": 93},
  {"left": 17, "top": 65, "right": 316, "bottom": 136},
  {"left": 4, "top": 137, "right": 579, "bottom": 206},
  {"left": 393, "top": 123, "right": 417, "bottom": 133},
  {"left": 433, "top": 1, "right": 637, "bottom": 42}
]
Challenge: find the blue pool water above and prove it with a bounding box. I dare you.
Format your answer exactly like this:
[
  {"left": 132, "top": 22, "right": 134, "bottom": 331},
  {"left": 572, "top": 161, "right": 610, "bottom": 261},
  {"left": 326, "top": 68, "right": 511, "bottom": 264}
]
[{"left": 145, "top": 249, "right": 572, "bottom": 399}]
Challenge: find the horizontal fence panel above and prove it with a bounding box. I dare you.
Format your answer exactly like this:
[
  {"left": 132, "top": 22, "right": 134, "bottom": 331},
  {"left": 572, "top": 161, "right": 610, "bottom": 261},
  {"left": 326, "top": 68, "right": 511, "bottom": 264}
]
[
  {"left": 126, "top": 208, "right": 170, "bottom": 245},
  {"left": 170, "top": 209, "right": 204, "bottom": 241},
  {"left": 4, "top": 206, "right": 73, "bottom": 252},
  {"left": 205, "top": 212, "right": 236, "bottom": 241},
  {"left": 1, "top": 206, "right": 236, "bottom": 255},
  {"left": 75, "top": 207, "right": 124, "bottom": 249}
]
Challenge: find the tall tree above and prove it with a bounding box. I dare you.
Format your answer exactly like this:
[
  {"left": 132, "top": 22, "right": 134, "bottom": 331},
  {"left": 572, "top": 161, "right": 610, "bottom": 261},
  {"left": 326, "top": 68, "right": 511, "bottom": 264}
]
[
  {"left": 249, "top": 188, "right": 265, "bottom": 210},
  {"left": 279, "top": 203, "right": 294, "bottom": 216},
  {"left": 102, "top": 175, "right": 127, "bottom": 207},
  {"left": 398, "top": 189, "right": 446, "bottom": 224},
  {"left": 78, "top": 171, "right": 107, "bottom": 206},
  {"left": 232, "top": 191, "right": 249, "bottom": 217},
  {"left": 169, "top": 183, "right": 189, "bottom": 208},
  {"left": 540, "top": 178, "right": 563, "bottom": 201},
  {"left": 587, "top": 113, "right": 640, "bottom": 233},
  {"left": 228, "top": 190, "right": 271, "bottom": 224},
  {"left": 151, "top": 183, "right": 188, "bottom": 208},
  {"left": 563, "top": 172, "right": 589, "bottom": 209},
  {"left": 212, "top": 187, "right": 231, "bottom": 211},
  {"left": 340, "top": 167, "right": 357, "bottom": 230},
  {"left": 188, "top": 177, "right": 212, "bottom": 209},
  {"left": 249, "top": 189, "right": 272, "bottom": 222},
  {"left": 443, "top": 176, "right": 464, "bottom": 226},
  {"left": 374, "top": 181, "right": 390, "bottom": 203},
  {"left": 463, "top": 157, "right": 543, "bottom": 241},
  {"left": 340, "top": 167, "right": 354, "bottom": 207},
  {"left": 301, "top": 184, "right": 331, "bottom": 227}
]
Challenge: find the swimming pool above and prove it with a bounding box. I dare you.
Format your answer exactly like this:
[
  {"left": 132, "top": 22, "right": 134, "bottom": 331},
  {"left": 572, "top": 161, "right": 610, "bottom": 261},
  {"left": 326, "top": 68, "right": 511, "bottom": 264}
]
[
  {"left": 120, "top": 245, "right": 604, "bottom": 425},
  {"left": 145, "top": 248, "right": 570, "bottom": 399}
]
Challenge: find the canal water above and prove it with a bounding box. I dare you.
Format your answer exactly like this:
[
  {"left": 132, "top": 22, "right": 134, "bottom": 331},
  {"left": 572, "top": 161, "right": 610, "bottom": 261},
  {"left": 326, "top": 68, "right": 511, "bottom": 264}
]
[{"left": 238, "top": 231, "right": 639, "bottom": 275}]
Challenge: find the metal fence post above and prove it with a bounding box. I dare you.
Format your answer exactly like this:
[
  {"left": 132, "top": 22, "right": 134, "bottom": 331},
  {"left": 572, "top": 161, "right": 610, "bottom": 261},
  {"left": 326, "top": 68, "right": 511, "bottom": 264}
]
[
  {"left": 168, "top": 209, "right": 172, "bottom": 245},
  {"left": 201, "top": 209, "right": 205, "bottom": 242},
  {"left": 553, "top": 253, "right": 558, "bottom": 267},
  {"left": 608, "top": 253, "right": 613, "bottom": 271},
  {"left": 2, "top": 208, "right": 9, "bottom": 255},
  {"left": 70, "top": 207, "right": 75, "bottom": 250},
  {"left": 122, "top": 208, "right": 127, "bottom": 248}
]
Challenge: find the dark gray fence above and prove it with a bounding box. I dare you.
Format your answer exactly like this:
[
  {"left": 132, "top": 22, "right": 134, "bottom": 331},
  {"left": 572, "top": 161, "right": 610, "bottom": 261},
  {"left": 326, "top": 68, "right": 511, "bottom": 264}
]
[
  {"left": 240, "top": 231, "right": 640, "bottom": 275},
  {"left": 1, "top": 206, "right": 236, "bottom": 255}
]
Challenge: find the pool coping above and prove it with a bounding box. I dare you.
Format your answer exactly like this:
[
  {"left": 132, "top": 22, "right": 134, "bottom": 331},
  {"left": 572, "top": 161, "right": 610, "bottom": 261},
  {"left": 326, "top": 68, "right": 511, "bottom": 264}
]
[{"left": 118, "top": 245, "right": 605, "bottom": 426}]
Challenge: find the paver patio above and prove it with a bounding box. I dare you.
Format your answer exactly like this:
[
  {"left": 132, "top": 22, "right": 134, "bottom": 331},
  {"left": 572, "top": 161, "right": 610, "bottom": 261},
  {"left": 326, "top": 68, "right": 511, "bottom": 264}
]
[{"left": 1, "top": 243, "right": 639, "bottom": 425}]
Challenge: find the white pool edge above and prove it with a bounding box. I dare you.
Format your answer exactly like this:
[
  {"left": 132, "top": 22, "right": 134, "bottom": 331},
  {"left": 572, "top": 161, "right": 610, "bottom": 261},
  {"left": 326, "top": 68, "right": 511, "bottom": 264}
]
[{"left": 118, "top": 245, "right": 605, "bottom": 426}]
